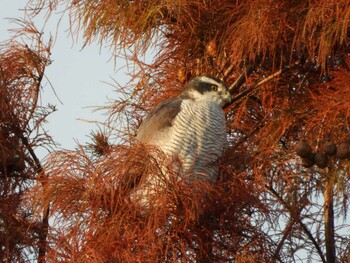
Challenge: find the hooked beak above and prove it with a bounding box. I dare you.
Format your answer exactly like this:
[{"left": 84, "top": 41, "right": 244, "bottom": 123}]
[{"left": 223, "top": 91, "right": 232, "bottom": 105}]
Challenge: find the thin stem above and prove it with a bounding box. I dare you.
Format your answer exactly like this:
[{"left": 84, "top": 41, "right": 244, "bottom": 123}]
[
  {"left": 266, "top": 184, "right": 326, "bottom": 263},
  {"left": 227, "top": 61, "right": 300, "bottom": 106},
  {"left": 324, "top": 167, "right": 336, "bottom": 263},
  {"left": 274, "top": 218, "right": 295, "bottom": 260},
  {"left": 227, "top": 63, "right": 254, "bottom": 93}
]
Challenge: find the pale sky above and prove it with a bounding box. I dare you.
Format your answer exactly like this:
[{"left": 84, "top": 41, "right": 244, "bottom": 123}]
[
  {"left": 0, "top": 0, "right": 130, "bottom": 157},
  {"left": 2, "top": 2, "right": 350, "bottom": 260}
]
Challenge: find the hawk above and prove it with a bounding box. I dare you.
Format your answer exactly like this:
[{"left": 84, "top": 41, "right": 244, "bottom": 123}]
[{"left": 133, "top": 76, "right": 231, "bottom": 206}]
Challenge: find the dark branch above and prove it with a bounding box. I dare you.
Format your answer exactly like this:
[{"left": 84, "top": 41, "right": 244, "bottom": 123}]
[
  {"left": 266, "top": 184, "right": 326, "bottom": 263},
  {"left": 228, "top": 63, "right": 255, "bottom": 93},
  {"left": 226, "top": 61, "right": 301, "bottom": 107}
]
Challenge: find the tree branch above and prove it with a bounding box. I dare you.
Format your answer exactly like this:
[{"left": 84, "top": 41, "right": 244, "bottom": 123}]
[
  {"left": 266, "top": 184, "right": 326, "bottom": 263},
  {"left": 273, "top": 217, "right": 295, "bottom": 260},
  {"left": 227, "top": 63, "right": 254, "bottom": 93},
  {"left": 20, "top": 135, "right": 50, "bottom": 263},
  {"left": 324, "top": 167, "right": 336, "bottom": 263},
  {"left": 226, "top": 61, "right": 300, "bottom": 107}
]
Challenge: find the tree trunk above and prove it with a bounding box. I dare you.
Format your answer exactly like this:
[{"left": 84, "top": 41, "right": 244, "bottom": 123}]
[
  {"left": 38, "top": 206, "right": 50, "bottom": 263},
  {"left": 324, "top": 168, "right": 335, "bottom": 263}
]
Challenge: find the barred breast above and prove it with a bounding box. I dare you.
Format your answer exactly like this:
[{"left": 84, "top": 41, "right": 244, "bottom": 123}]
[{"left": 153, "top": 99, "right": 227, "bottom": 181}]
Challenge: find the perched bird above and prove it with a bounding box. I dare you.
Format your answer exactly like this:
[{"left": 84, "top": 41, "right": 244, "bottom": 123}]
[{"left": 133, "top": 76, "right": 231, "bottom": 206}]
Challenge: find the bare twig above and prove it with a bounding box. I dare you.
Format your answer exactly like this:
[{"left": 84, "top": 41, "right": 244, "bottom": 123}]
[
  {"left": 226, "top": 62, "right": 300, "bottom": 107},
  {"left": 274, "top": 217, "right": 295, "bottom": 260},
  {"left": 266, "top": 184, "right": 327, "bottom": 263},
  {"left": 223, "top": 64, "right": 235, "bottom": 79},
  {"left": 228, "top": 63, "right": 254, "bottom": 93}
]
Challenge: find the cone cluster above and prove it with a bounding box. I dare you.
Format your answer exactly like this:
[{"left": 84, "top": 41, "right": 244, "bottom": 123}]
[{"left": 295, "top": 139, "right": 350, "bottom": 168}]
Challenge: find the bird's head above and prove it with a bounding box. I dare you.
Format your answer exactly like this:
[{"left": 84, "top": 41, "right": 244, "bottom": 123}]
[{"left": 182, "top": 76, "right": 231, "bottom": 107}]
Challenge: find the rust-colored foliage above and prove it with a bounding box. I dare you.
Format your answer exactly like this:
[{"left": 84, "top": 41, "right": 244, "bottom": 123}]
[
  {"left": 27, "top": 144, "right": 270, "bottom": 262},
  {"left": 16, "top": 0, "right": 350, "bottom": 261},
  {"left": 0, "top": 21, "right": 53, "bottom": 261}
]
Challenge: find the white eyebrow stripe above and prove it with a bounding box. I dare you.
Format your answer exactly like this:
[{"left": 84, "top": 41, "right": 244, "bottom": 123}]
[{"left": 198, "top": 76, "right": 222, "bottom": 86}]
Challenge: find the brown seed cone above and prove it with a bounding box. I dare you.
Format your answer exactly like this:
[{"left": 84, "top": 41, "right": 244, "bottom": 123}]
[
  {"left": 296, "top": 140, "right": 313, "bottom": 158},
  {"left": 314, "top": 152, "right": 328, "bottom": 168},
  {"left": 301, "top": 153, "right": 315, "bottom": 168},
  {"left": 336, "top": 143, "right": 350, "bottom": 159},
  {"left": 323, "top": 141, "right": 337, "bottom": 156}
]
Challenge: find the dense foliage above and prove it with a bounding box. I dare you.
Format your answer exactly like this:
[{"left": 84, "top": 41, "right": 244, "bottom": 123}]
[
  {"left": 0, "top": 22, "right": 53, "bottom": 261},
  {"left": 1, "top": 0, "right": 349, "bottom": 262}
]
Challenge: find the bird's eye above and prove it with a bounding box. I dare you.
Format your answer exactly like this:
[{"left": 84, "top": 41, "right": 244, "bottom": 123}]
[{"left": 211, "top": 85, "right": 218, "bottom": 91}]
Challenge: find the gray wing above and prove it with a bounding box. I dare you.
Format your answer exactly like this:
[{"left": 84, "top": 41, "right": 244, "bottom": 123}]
[
  {"left": 136, "top": 97, "right": 183, "bottom": 143},
  {"left": 137, "top": 97, "right": 183, "bottom": 143}
]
